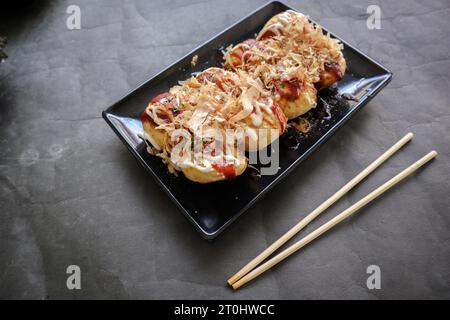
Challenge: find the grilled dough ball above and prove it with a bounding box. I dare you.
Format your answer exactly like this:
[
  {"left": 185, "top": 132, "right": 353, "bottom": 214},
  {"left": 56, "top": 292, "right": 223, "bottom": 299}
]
[
  {"left": 257, "top": 10, "right": 346, "bottom": 90},
  {"left": 165, "top": 126, "right": 248, "bottom": 184},
  {"left": 142, "top": 96, "right": 249, "bottom": 183},
  {"left": 141, "top": 67, "right": 288, "bottom": 182},
  {"left": 196, "top": 68, "right": 287, "bottom": 151},
  {"left": 273, "top": 76, "right": 317, "bottom": 120},
  {"left": 224, "top": 41, "right": 317, "bottom": 120}
]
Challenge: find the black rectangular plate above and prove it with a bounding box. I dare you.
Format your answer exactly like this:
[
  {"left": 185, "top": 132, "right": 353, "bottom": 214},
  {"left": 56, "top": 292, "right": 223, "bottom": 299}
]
[{"left": 102, "top": 1, "right": 392, "bottom": 239}]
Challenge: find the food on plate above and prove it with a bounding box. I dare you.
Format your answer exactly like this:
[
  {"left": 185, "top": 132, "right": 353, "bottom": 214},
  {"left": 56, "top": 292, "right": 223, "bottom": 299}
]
[
  {"left": 141, "top": 67, "right": 287, "bottom": 183},
  {"left": 224, "top": 39, "right": 317, "bottom": 120},
  {"left": 195, "top": 68, "right": 287, "bottom": 151},
  {"left": 178, "top": 67, "right": 287, "bottom": 151},
  {"left": 224, "top": 10, "right": 346, "bottom": 118},
  {"left": 256, "top": 10, "right": 346, "bottom": 90},
  {"left": 141, "top": 10, "right": 346, "bottom": 183}
]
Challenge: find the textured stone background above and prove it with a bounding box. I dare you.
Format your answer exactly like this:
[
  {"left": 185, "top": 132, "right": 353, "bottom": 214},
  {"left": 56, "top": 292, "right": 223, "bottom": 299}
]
[{"left": 0, "top": 0, "right": 449, "bottom": 299}]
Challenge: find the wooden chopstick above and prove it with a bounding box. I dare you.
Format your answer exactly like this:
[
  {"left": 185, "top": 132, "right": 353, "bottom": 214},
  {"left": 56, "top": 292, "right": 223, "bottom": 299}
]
[
  {"left": 232, "top": 150, "right": 438, "bottom": 290},
  {"left": 228, "top": 133, "right": 414, "bottom": 286}
]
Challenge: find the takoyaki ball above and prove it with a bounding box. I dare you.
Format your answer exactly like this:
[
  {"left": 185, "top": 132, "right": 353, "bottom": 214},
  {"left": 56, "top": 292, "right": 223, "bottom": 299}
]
[
  {"left": 258, "top": 10, "right": 346, "bottom": 90},
  {"left": 273, "top": 77, "right": 317, "bottom": 119},
  {"left": 196, "top": 68, "right": 287, "bottom": 151},
  {"left": 167, "top": 128, "right": 248, "bottom": 183},
  {"left": 225, "top": 42, "right": 317, "bottom": 119}
]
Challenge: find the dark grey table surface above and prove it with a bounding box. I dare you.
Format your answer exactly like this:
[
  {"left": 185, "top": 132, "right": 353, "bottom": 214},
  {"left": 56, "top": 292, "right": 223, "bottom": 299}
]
[{"left": 1, "top": 0, "right": 449, "bottom": 300}]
